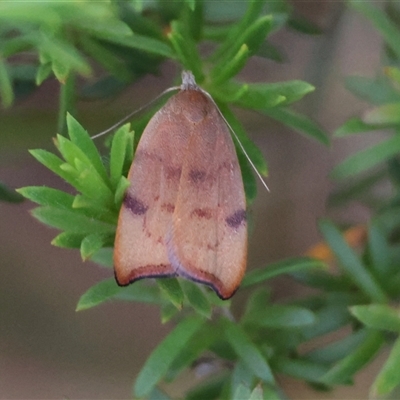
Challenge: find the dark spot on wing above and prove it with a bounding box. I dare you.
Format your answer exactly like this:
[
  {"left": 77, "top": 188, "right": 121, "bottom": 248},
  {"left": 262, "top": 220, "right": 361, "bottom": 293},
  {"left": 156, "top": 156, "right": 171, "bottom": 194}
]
[
  {"left": 226, "top": 209, "right": 246, "bottom": 229},
  {"left": 161, "top": 203, "right": 175, "bottom": 213},
  {"left": 191, "top": 208, "right": 212, "bottom": 219},
  {"left": 189, "top": 169, "right": 207, "bottom": 183},
  {"left": 219, "top": 161, "right": 235, "bottom": 172},
  {"left": 207, "top": 240, "right": 219, "bottom": 251},
  {"left": 124, "top": 194, "right": 148, "bottom": 215}
]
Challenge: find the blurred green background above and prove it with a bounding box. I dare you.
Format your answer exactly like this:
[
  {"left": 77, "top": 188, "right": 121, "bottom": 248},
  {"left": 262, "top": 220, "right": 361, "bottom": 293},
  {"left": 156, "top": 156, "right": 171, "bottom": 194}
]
[{"left": 0, "top": 2, "right": 390, "bottom": 398}]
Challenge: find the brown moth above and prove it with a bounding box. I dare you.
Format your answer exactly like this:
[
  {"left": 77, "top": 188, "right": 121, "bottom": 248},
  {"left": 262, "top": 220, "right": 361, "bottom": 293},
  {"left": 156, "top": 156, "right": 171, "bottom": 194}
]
[{"left": 114, "top": 71, "right": 247, "bottom": 300}]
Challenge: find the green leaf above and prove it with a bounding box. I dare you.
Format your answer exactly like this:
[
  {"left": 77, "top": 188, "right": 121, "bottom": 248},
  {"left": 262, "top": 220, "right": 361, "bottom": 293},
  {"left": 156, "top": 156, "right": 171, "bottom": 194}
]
[
  {"left": 350, "top": 1, "right": 400, "bottom": 62},
  {"left": 52, "top": 59, "right": 69, "bottom": 83},
  {"left": 243, "top": 304, "right": 316, "bottom": 328},
  {"left": 222, "top": 318, "right": 274, "bottom": 384},
  {"left": 318, "top": 220, "right": 388, "bottom": 303},
  {"left": 273, "top": 357, "right": 330, "bottom": 383},
  {"left": 0, "top": 3, "right": 58, "bottom": 25},
  {"left": 51, "top": 232, "right": 86, "bottom": 248},
  {"left": 350, "top": 304, "right": 400, "bottom": 333},
  {"left": 29, "top": 149, "right": 77, "bottom": 187},
  {"left": 231, "top": 361, "right": 255, "bottom": 396},
  {"left": 166, "top": 324, "right": 218, "bottom": 381},
  {"left": 113, "top": 281, "right": 163, "bottom": 304},
  {"left": 262, "top": 107, "right": 329, "bottom": 145},
  {"left": 17, "top": 186, "right": 74, "bottom": 208},
  {"left": 385, "top": 66, "right": 400, "bottom": 86},
  {"left": 260, "top": 385, "right": 281, "bottom": 400},
  {"left": 148, "top": 387, "right": 171, "bottom": 400},
  {"left": 216, "top": 15, "right": 273, "bottom": 69},
  {"left": 363, "top": 103, "right": 400, "bottom": 125},
  {"left": 32, "top": 206, "right": 115, "bottom": 235},
  {"left": 72, "top": 194, "right": 115, "bottom": 219},
  {"left": 124, "top": 125, "right": 134, "bottom": 169},
  {"left": 328, "top": 169, "right": 386, "bottom": 207},
  {"left": 90, "top": 247, "right": 113, "bottom": 268},
  {"left": 168, "top": 21, "right": 203, "bottom": 79},
  {"left": 110, "top": 124, "right": 133, "bottom": 188},
  {"left": 372, "top": 335, "right": 400, "bottom": 396},
  {"left": 232, "top": 383, "right": 252, "bottom": 400},
  {"left": 181, "top": 281, "right": 211, "bottom": 318},
  {"left": 226, "top": 80, "right": 314, "bottom": 109},
  {"left": 58, "top": 73, "right": 76, "bottom": 135},
  {"left": 242, "top": 257, "right": 325, "bottom": 288},
  {"left": 211, "top": 0, "right": 268, "bottom": 58},
  {"left": 305, "top": 329, "right": 369, "bottom": 364},
  {"left": 183, "top": 0, "right": 195, "bottom": 11},
  {"left": 334, "top": 117, "right": 385, "bottom": 137},
  {"left": 242, "top": 288, "right": 315, "bottom": 330},
  {"left": 157, "top": 278, "right": 184, "bottom": 310},
  {"left": 72, "top": 161, "right": 114, "bottom": 207},
  {"left": 69, "top": 10, "right": 133, "bottom": 39},
  {"left": 242, "top": 287, "right": 270, "bottom": 319},
  {"left": 215, "top": 81, "right": 284, "bottom": 110},
  {"left": 344, "top": 75, "right": 400, "bottom": 105},
  {"left": 1, "top": 182, "right": 24, "bottom": 203},
  {"left": 388, "top": 157, "right": 400, "bottom": 185},
  {"left": 216, "top": 14, "right": 273, "bottom": 67},
  {"left": 331, "top": 134, "right": 400, "bottom": 179},
  {"left": 72, "top": 199, "right": 115, "bottom": 225},
  {"left": 77, "top": 278, "right": 163, "bottom": 310},
  {"left": 37, "top": 33, "right": 91, "bottom": 78},
  {"left": 2, "top": 34, "right": 33, "bottom": 58},
  {"left": 80, "top": 233, "right": 110, "bottom": 261},
  {"left": 78, "top": 35, "right": 132, "bottom": 82},
  {"left": 204, "top": 24, "right": 233, "bottom": 41},
  {"left": 249, "top": 384, "right": 264, "bottom": 400},
  {"left": 133, "top": 316, "right": 204, "bottom": 398},
  {"left": 114, "top": 176, "right": 130, "bottom": 207},
  {"left": 299, "top": 302, "right": 354, "bottom": 341},
  {"left": 212, "top": 44, "right": 250, "bottom": 85},
  {"left": 0, "top": 57, "right": 14, "bottom": 107},
  {"left": 368, "top": 224, "right": 391, "bottom": 281},
  {"left": 66, "top": 114, "right": 109, "bottom": 183},
  {"left": 160, "top": 302, "right": 180, "bottom": 324},
  {"left": 88, "top": 29, "right": 174, "bottom": 59},
  {"left": 320, "top": 330, "right": 385, "bottom": 385},
  {"left": 290, "top": 270, "right": 353, "bottom": 292},
  {"left": 182, "top": 0, "right": 203, "bottom": 41},
  {"left": 76, "top": 278, "right": 122, "bottom": 311},
  {"left": 56, "top": 135, "right": 113, "bottom": 202}
]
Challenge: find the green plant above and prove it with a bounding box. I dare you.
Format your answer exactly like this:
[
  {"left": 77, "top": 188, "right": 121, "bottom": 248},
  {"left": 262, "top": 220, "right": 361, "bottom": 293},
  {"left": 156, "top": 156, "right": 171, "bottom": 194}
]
[
  {"left": 324, "top": 1, "right": 400, "bottom": 397},
  {"left": 8, "top": 0, "right": 400, "bottom": 398}
]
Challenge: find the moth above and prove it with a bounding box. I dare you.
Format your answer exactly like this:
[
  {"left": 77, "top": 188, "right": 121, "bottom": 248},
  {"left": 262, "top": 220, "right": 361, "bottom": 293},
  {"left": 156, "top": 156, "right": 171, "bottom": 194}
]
[{"left": 114, "top": 71, "right": 247, "bottom": 300}]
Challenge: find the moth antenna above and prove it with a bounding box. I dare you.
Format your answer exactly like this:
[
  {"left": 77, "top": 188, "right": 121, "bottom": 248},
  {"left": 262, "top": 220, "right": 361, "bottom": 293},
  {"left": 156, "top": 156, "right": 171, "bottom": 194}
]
[
  {"left": 91, "top": 86, "right": 179, "bottom": 140},
  {"left": 181, "top": 71, "right": 270, "bottom": 192},
  {"left": 218, "top": 109, "right": 270, "bottom": 192},
  {"left": 93, "top": 70, "right": 270, "bottom": 192},
  {"left": 200, "top": 90, "right": 270, "bottom": 193}
]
